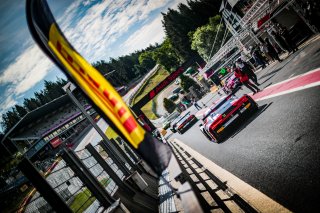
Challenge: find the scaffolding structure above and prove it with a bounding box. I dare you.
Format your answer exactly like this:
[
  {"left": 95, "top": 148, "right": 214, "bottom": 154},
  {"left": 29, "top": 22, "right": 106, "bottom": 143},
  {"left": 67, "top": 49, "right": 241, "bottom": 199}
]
[{"left": 200, "top": 0, "right": 317, "bottom": 75}]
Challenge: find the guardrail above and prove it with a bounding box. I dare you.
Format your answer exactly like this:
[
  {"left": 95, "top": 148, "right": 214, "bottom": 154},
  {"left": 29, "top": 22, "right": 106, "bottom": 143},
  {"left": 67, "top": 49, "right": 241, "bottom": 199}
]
[{"left": 128, "top": 65, "right": 160, "bottom": 106}]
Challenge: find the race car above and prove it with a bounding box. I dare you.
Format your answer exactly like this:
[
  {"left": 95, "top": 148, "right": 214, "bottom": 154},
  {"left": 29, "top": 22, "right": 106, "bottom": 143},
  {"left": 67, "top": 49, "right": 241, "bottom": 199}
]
[
  {"left": 222, "top": 74, "right": 242, "bottom": 94},
  {"left": 170, "top": 112, "right": 198, "bottom": 134},
  {"left": 199, "top": 94, "right": 258, "bottom": 143}
]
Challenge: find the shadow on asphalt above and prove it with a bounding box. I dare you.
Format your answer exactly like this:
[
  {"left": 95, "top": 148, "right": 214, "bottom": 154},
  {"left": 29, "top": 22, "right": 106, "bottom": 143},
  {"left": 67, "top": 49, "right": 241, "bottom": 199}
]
[
  {"left": 220, "top": 102, "right": 273, "bottom": 143},
  {"left": 259, "top": 73, "right": 277, "bottom": 85},
  {"left": 263, "top": 82, "right": 273, "bottom": 89},
  {"left": 258, "top": 45, "right": 308, "bottom": 82},
  {"left": 314, "top": 47, "right": 320, "bottom": 54},
  {"left": 259, "top": 67, "right": 282, "bottom": 80}
]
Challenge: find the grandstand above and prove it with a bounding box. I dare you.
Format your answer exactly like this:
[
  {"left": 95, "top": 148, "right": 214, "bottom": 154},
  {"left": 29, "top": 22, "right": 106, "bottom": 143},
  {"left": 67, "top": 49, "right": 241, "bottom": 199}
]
[{"left": 1, "top": 93, "right": 97, "bottom": 161}]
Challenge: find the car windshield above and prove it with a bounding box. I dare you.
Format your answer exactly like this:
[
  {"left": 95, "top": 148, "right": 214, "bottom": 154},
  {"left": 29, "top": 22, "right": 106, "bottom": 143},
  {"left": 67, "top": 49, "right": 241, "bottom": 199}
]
[{"left": 202, "top": 95, "right": 237, "bottom": 121}]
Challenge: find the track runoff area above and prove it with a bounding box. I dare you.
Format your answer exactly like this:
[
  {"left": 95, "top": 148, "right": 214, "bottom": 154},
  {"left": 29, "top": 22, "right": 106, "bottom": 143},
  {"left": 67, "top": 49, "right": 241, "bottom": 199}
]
[{"left": 171, "top": 66, "right": 320, "bottom": 212}]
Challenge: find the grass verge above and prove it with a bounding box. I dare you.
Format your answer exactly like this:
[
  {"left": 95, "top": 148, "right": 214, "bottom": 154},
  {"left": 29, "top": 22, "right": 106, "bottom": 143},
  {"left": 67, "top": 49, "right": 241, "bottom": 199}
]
[
  {"left": 141, "top": 97, "right": 159, "bottom": 120},
  {"left": 70, "top": 178, "right": 111, "bottom": 212},
  {"left": 132, "top": 67, "right": 169, "bottom": 119},
  {"left": 70, "top": 188, "right": 95, "bottom": 212}
]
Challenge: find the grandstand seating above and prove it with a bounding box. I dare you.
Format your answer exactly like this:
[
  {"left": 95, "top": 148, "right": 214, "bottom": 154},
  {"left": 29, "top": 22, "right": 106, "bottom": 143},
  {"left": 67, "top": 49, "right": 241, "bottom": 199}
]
[{"left": 14, "top": 104, "right": 91, "bottom": 141}]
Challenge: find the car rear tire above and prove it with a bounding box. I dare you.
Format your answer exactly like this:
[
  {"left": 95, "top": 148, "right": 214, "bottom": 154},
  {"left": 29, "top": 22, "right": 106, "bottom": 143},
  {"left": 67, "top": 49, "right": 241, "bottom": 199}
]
[
  {"left": 201, "top": 129, "right": 212, "bottom": 141},
  {"left": 201, "top": 129, "right": 220, "bottom": 143},
  {"left": 210, "top": 131, "right": 221, "bottom": 143},
  {"left": 247, "top": 96, "right": 259, "bottom": 111}
]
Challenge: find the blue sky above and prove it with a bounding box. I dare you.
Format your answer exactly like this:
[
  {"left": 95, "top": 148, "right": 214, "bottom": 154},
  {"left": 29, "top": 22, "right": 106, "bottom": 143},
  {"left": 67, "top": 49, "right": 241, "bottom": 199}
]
[{"left": 0, "top": 0, "right": 187, "bottom": 123}]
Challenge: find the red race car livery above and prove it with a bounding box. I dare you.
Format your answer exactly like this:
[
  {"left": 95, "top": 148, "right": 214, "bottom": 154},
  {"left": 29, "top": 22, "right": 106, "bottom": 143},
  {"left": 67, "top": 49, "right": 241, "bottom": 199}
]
[{"left": 199, "top": 94, "right": 258, "bottom": 143}]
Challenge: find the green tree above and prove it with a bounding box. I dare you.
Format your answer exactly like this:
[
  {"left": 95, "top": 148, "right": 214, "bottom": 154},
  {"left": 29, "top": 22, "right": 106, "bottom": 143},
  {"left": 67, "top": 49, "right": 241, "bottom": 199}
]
[
  {"left": 133, "top": 64, "right": 146, "bottom": 77},
  {"left": 189, "top": 15, "right": 228, "bottom": 61},
  {"left": 14, "top": 105, "right": 28, "bottom": 118},
  {"left": 163, "top": 98, "right": 176, "bottom": 113},
  {"left": 180, "top": 74, "right": 200, "bottom": 92},
  {"left": 161, "top": 0, "right": 220, "bottom": 62},
  {"left": 1, "top": 109, "right": 20, "bottom": 132},
  {"left": 35, "top": 91, "right": 50, "bottom": 105},
  {"left": 44, "top": 79, "right": 65, "bottom": 100},
  {"left": 188, "top": 0, "right": 220, "bottom": 26},
  {"left": 152, "top": 38, "right": 180, "bottom": 72},
  {"left": 138, "top": 51, "right": 156, "bottom": 70},
  {"left": 23, "top": 98, "right": 39, "bottom": 111},
  {"left": 162, "top": 8, "right": 197, "bottom": 61}
]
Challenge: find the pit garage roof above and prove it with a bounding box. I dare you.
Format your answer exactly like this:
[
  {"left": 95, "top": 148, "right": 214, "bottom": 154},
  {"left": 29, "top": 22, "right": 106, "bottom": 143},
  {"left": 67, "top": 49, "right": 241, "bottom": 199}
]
[{"left": 1, "top": 94, "right": 71, "bottom": 143}]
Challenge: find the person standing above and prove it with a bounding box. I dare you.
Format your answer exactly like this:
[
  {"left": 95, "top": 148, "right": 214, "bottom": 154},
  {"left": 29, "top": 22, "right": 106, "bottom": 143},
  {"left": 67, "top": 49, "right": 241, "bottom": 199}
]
[
  {"left": 211, "top": 74, "right": 223, "bottom": 88},
  {"left": 192, "top": 97, "right": 202, "bottom": 110},
  {"left": 260, "top": 42, "right": 273, "bottom": 63},
  {"left": 270, "top": 31, "right": 291, "bottom": 52},
  {"left": 234, "top": 66, "right": 261, "bottom": 94},
  {"left": 279, "top": 26, "right": 298, "bottom": 53},
  {"left": 250, "top": 46, "right": 267, "bottom": 68},
  {"left": 264, "top": 38, "right": 282, "bottom": 62},
  {"left": 236, "top": 58, "right": 260, "bottom": 86}
]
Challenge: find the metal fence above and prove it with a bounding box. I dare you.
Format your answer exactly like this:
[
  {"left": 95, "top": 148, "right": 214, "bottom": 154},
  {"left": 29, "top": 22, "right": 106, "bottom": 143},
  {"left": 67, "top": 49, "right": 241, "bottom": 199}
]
[
  {"left": 20, "top": 151, "right": 119, "bottom": 213},
  {"left": 18, "top": 135, "right": 162, "bottom": 213}
]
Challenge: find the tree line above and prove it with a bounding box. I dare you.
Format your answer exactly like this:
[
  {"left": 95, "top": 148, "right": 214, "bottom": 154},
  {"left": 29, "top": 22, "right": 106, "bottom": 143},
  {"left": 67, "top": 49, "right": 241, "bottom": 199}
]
[
  {"left": 1, "top": 78, "right": 68, "bottom": 133},
  {"left": 1, "top": 0, "right": 226, "bottom": 133}
]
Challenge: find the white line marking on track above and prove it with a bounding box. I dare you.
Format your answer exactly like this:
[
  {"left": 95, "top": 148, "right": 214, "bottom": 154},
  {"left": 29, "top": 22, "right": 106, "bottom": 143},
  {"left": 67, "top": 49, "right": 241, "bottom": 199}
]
[
  {"left": 263, "top": 68, "right": 320, "bottom": 90},
  {"left": 255, "top": 81, "right": 320, "bottom": 102},
  {"left": 289, "top": 73, "right": 295, "bottom": 78},
  {"left": 249, "top": 68, "right": 320, "bottom": 102}
]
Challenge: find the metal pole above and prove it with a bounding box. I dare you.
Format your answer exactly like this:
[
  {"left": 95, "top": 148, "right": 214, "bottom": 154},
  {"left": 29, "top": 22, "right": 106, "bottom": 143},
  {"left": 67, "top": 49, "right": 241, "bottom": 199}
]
[
  {"left": 109, "top": 138, "right": 137, "bottom": 170},
  {"left": 103, "top": 70, "right": 116, "bottom": 77},
  {"left": 99, "top": 141, "right": 131, "bottom": 175}
]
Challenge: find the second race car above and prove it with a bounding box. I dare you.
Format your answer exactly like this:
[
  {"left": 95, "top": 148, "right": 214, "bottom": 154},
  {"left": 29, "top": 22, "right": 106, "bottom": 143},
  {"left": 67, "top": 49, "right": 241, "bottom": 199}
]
[
  {"left": 171, "top": 112, "right": 198, "bottom": 134},
  {"left": 222, "top": 74, "right": 242, "bottom": 94}
]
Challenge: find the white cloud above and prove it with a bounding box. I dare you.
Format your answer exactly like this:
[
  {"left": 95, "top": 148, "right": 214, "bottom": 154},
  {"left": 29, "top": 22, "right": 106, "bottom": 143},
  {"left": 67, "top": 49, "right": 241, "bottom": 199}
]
[
  {"left": 121, "top": 15, "right": 165, "bottom": 53},
  {"left": 0, "top": 94, "right": 17, "bottom": 113},
  {"left": 58, "top": 0, "right": 181, "bottom": 62},
  {"left": 0, "top": 45, "right": 53, "bottom": 95}
]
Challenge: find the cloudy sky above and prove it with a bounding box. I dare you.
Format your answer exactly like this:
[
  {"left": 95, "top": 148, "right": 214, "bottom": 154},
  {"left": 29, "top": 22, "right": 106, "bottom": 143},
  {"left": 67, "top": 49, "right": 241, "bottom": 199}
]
[{"left": 0, "top": 0, "right": 188, "bottom": 122}]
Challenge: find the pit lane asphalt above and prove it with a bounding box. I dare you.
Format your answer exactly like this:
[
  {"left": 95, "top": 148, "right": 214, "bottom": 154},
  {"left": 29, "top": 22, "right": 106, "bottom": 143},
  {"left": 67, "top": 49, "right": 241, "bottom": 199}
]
[{"left": 168, "top": 36, "right": 320, "bottom": 212}]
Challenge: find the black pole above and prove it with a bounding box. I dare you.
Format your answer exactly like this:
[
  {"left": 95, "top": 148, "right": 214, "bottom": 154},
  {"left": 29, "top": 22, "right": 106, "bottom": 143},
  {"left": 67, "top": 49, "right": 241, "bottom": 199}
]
[
  {"left": 99, "top": 141, "right": 131, "bottom": 176},
  {"left": 116, "top": 137, "right": 140, "bottom": 163},
  {"left": 109, "top": 138, "right": 138, "bottom": 171}
]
